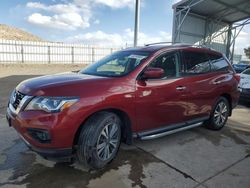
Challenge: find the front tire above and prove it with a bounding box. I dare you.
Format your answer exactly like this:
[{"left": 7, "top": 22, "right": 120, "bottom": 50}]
[
  {"left": 77, "top": 112, "right": 121, "bottom": 169},
  {"left": 205, "top": 97, "right": 230, "bottom": 130}
]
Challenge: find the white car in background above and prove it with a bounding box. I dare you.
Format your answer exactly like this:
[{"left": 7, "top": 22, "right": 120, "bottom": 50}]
[{"left": 239, "top": 68, "right": 250, "bottom": 102}]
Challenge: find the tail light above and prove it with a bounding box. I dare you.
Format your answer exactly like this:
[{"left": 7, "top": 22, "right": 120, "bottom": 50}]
[
  {"left": 234, "top": 74, "right": 240, "bottom": 83},
  {"left": 234, "top": 74, "right": 241, "bottom": 92}
]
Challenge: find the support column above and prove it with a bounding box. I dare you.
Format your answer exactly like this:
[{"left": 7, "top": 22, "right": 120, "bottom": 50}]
[
  {"left": 226, "top": 24, "right": 232, "bottom": 59},
  {"left": 134, "top": 0, "right": 140, "bottom": 47}
]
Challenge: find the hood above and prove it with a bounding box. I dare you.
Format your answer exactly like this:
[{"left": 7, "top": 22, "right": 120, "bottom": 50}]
[{"left": 16, "top": 72, "right": 110, "bottom": 96}]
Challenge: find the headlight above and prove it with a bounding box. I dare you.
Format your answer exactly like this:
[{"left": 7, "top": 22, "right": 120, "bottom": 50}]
[{"left": 25, "top": 97, "right": 79, "bottom": 113}]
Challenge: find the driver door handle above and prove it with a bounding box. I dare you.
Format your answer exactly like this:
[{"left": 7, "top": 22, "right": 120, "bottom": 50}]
[{"left": 176, "top": 86, "right": 186, "bottom": 91}]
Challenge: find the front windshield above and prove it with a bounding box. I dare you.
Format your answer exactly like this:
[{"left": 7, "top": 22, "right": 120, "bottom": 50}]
[{"left": 80, "top": 51, "right": 151, "bottom": 77}]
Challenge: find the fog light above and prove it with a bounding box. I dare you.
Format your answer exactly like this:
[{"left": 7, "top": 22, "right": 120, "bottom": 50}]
[{"left": 27, "top": 128, "right": 51, "bottom": 143}]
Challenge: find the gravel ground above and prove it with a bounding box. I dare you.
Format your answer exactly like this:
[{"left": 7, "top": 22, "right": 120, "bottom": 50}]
[{"left": 0, "top": 63, "right": 86, "bottom": 78}]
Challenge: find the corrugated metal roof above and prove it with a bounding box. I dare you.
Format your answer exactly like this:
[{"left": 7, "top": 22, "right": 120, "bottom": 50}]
[{"left": 173, "top": 0, "right": 250, "bottom": 23}]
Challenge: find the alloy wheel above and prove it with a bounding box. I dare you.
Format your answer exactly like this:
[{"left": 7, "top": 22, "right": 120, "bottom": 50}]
[
  {"left": 214, "top": 101, "right": 228, "bottom": 126},
  {"left": 96, "top": 118, "right": 120, "bottom": 161}
]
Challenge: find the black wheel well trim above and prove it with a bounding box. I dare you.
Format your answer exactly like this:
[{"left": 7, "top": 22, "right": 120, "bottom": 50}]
[{"left": 73, "top": 108, "right": 133, "bottom": 149}]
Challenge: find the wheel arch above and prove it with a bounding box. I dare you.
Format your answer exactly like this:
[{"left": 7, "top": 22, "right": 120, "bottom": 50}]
[{"left": 73, "top": 108, "right": 133, "bottom": 148}]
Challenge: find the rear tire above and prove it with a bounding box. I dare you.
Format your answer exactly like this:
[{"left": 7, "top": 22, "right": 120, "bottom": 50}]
[
  {"left": 77, "top": 112, "right": 121, "bottom": 169},
  {"left": 205, "top": 97, "right": 230, "bottom": 130}
]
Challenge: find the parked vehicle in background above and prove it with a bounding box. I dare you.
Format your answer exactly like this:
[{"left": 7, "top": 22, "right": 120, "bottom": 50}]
[
  {"left": 239, "top": 60, "right": 250, "bottom": 65},
  {"left": 239, "top": 68, "right": 250, "bottom": 102},
  {"left": 232, "top": 63, "right": 250, "bottom": 73},
  {"left": 6, "top": 44, "right": 240, "bottom": 169}
]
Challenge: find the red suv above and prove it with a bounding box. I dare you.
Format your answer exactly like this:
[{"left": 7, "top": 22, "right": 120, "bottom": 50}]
[{"left": 6, "top": 44, "right": 240, "bottom": 168}]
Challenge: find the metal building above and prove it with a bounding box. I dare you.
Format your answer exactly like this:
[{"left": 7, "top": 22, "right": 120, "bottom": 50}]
[{"left": 172, "top": 0, "right": 250, "bottom": 61}]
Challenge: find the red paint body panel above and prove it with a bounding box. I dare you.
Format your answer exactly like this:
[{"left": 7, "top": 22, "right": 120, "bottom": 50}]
[{"left": 7, "top": 46, "right": 240, "bottom": 152}]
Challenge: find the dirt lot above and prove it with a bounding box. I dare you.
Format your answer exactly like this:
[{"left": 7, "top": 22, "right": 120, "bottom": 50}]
[
  {"left": 0, "top": 64, "right": 250, "bottom": 188},
  {"left": 0, "top": 64, "right": 85, "bottom": 78}
]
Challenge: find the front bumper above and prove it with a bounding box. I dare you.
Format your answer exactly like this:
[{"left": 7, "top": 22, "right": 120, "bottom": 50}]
[
  {"left": 6, "top": 105, "right": 77, "bottom": 159},
  {"left": 19, "top": 133, "right": 72, "bottom": 159}
]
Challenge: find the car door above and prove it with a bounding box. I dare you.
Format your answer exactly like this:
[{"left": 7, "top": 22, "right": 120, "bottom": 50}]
[
  {"left": 180, "top": 49, "right": 230, "bottom": 121},
  {"left": 135, "top": 50, "right": 189, "bottom": 132}
]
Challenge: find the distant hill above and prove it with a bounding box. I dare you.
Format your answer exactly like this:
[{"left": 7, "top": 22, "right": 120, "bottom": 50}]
[{"left": 0, "top": 24, "right": 44, "bottom": 41}]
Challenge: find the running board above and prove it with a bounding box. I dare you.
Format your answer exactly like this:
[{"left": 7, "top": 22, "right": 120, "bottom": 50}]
[{"left": 137, "top": 122, "right": 203, "bottom": 141}]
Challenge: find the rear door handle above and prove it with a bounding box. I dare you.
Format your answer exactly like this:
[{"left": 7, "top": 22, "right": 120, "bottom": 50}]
[
  {"left": 176, "top": 86, "right": 186, "bottom": 91},
  {"left": 214, "top": 81, "right": 221, "bottom": 85}
]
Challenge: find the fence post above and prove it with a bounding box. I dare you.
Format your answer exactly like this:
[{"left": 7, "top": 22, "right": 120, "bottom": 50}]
[
  {"left": 21, "top": 44, "right": 24, "bottom": 63},
  {"left": 92, "top": 47, "right": 95, "bottom": 64},
  {"left": 111, "top": 48, "right": 113, "bottom": 53},
  {"left": 48, "top": 46, "right": 51, "bottom": 64},
  {"left": 71, "top": 46, "right": 74, "bottom": 64}
]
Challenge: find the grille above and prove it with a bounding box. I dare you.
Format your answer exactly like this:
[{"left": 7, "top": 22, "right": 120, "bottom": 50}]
[{"left": 11, "top": 91, "right": 25, "bottom": 109}]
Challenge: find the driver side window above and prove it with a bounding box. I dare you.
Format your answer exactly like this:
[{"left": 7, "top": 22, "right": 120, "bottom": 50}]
[{"left": 149, "top": 51, "right": 180, "bottom": 79}]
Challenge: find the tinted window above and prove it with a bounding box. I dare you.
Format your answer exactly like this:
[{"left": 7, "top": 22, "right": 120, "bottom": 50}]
[
  {"left": 209, "top": 54, "right": 229, "bottom": 71},
  {"left": 182, "top": 51, "right": 210, "bottom": 74},
  {"left": 80, "top": 51, "right": 151, "bottom": 77},
  {"left": 149, "top": 51, "right": 180, "bottom": 78}
]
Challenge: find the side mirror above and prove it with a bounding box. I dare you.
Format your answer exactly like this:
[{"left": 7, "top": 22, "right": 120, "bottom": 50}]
[{"left": 142, "top": 67, "right": 164, "bottom": 79}]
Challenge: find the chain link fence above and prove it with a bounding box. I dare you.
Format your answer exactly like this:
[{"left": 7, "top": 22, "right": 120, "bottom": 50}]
[{"left": 0, "top": 39, "right": 121, "bottom": 64}]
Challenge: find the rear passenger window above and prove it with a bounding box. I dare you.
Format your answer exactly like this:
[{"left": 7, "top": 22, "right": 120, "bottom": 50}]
[
  {"left": 182, "top": 51, "right": 210, "bottom": 74},
  {"left": 209, "top": 54, "right": 229, "bottom": 71}
]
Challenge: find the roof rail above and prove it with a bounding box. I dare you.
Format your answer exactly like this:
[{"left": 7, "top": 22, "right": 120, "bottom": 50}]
[
  {"left": 145, "top": 42, "right": 213, "bottom": 50},
  {"left": 145, "top": 42, "right": 175, "bottom": 46},
  {"left": 191, "top": 44, "right": 214, "bottom": 50},
  {"left": 145, "top": 42, "right": 196, "bottom": 47}
]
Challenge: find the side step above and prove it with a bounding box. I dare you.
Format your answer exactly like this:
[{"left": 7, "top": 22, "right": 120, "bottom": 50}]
[{"left": 136, "top": 122, "right": 203, "bottom": 140}]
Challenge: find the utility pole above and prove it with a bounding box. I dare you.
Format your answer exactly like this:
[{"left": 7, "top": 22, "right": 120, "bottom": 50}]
[{"left": 134, "top": 0, "right": 140, "bottom": 47}]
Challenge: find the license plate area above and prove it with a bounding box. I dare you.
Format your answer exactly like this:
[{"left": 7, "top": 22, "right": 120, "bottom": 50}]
[
  {"left": 6, "top": 115, "right": 12, "bottom": 127},
  {"left": 6, "top": 107, "right": 13, "bottom": 127},
  {"left": 8, "top": 119, "right": 12, "bottom": 127}
]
